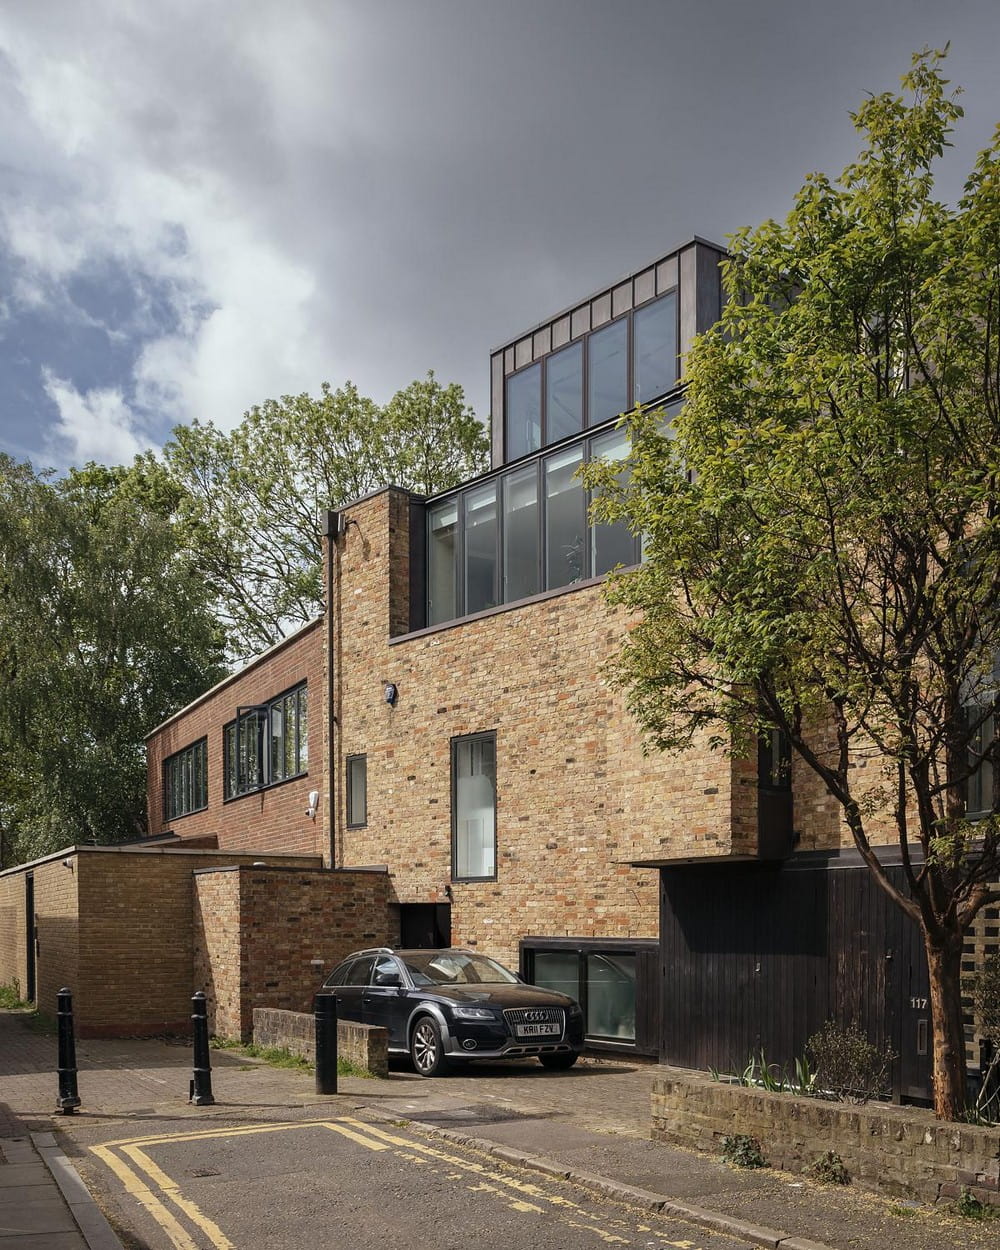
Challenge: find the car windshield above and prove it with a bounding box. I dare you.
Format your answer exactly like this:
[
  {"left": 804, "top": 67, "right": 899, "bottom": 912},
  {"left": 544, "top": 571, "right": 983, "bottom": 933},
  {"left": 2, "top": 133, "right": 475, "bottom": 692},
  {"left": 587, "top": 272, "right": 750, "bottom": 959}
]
[{"left": 399, "top": 952, "right": 520, "bottom": 986}]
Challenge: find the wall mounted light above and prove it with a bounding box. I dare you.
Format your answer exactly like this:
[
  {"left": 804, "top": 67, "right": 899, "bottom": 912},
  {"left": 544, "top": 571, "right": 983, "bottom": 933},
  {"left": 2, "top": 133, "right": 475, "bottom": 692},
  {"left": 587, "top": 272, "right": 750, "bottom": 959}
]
[
  {"left": 306, "top": 790, "right": 320, "bottom": 819},
  {"left": 384, "top": 682, "right": 398, "bottom": 706}
]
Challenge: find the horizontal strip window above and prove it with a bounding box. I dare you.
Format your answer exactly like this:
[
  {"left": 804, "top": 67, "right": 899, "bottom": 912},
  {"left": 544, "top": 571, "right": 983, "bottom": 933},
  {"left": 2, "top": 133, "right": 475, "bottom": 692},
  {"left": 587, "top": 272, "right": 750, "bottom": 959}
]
[
  {"left": 224, "top": 683, "right": 308, "bottom": 799},
  {"left": 163, "top": 738, "right": 208, "bottom": 821},
  {"left": 504, "top": 290, "right": 677, "bottom": 462},
  {"left": 426, "top": 400, "right": 681, "bottom": 627}
]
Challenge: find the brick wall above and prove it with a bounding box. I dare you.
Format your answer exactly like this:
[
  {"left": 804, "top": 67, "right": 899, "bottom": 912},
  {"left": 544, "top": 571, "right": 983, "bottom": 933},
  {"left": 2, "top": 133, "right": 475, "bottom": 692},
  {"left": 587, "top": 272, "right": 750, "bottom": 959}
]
[
  {"left": 145, "top": 618, "right": 325, "bottom": 857},
  {"left": 652, "top": 1066, "right": 1000, "bottom": 1205},
  {"left": 0, "top": 871, "right": 28, "bottom": 993},
  {"left": 328, "top": 488, "right": 759, "bottom": 966},
  {"left": 193, "top": 864, "right": 393, "bottom": 1040}
]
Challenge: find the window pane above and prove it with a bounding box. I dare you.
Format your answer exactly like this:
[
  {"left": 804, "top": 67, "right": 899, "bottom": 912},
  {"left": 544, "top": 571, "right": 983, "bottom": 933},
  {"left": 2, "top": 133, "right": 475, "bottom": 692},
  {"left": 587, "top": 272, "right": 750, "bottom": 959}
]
[
  {"left": 464, "top": 482, "right": 498, "bottom": 615},
  {"left": 967, "top": 712, "right": 994, "bottom": 815},
  {"left": 588, "top": 318, "right": 628, "bottom": 427},
  {"left": 453, "top": 735, "right": 496, "bottom": 879},
  {"left": 297, "top": 687, "right": 308, "bottom": 769},
  {"left": 427, "top": 499, "right": 458, "bottom": 625},
  {"left": 589, "top": 428, "right": 636, "bottom": 576},
  {"left": 347, "top": 755, "right": 367, "bottom": 827},
  {"left": 502, "top": 464, "right": 539, "bottom": 603},
  {"left": 544, "top": 446, "right": 586, "bottom": 590},
  {"left": 545, "top": 341, "right": 583, "bottom": 443},
  {"left": 586, "top": 952, "right": 636, "bottom": 1041},
  {"left": 533, "top": 951, "right": 579, "bottom": 1001},
  {"left": 633, "top": 292, "right": 677, "bottom": 405},
  {"left": 224, "top": 724, "right": 236, "bottom": 798},
  {"left": 270, "top": 702, "right": 285, "bottom": 782},
  {"left": 506, "top": 363, "right": 542, "bottom": 460}
]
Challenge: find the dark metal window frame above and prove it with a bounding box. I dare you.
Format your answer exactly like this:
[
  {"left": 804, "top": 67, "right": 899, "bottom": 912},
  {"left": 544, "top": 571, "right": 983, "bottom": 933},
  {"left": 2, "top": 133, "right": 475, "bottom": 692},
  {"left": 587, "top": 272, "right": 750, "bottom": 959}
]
[
  {"left": 503, "top": 288, "right": 678, "bottom": 462},
  {"left": 163, "top": 737, "right": 208, "bottom": 821},
  {"left": 223, "top": 682, "right": 308, "bottom": 801},
  {"left": 450, "top": 730, "right": 498, "bottom": 883},
  {"left": 346, "top": 753, "right": 368, "bottom": 828}
]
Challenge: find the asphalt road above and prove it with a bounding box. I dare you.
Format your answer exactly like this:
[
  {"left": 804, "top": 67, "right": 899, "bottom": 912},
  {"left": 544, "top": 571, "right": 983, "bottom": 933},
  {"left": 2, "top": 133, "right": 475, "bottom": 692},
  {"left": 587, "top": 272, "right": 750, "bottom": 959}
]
[{"left": 67, "top": 1108, "right": 754, "bottom": 1250}]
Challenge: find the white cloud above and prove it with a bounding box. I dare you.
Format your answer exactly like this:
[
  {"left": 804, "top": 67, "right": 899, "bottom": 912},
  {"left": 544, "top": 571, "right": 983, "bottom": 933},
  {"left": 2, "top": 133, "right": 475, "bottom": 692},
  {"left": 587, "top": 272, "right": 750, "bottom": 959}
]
[{"left": 42, "top": 370, "right": 153, "bottom": 466}]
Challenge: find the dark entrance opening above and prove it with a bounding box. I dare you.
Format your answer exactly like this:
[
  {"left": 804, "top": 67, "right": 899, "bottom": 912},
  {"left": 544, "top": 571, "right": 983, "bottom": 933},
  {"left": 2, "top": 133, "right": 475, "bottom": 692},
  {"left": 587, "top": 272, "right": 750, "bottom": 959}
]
[
  {"left": 25, "top": 872, "right": 36, "bottom": 1003},
  {"left": 399, "top": 903, "right": 451, "bottom": 948}
]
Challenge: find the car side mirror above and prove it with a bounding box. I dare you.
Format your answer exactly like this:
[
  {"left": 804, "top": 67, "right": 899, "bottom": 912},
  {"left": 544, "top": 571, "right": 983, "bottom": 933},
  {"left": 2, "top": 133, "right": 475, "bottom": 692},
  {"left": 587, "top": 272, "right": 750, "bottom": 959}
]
[{"left": 374, "top": 971, "right": 402, "bottom": 988}]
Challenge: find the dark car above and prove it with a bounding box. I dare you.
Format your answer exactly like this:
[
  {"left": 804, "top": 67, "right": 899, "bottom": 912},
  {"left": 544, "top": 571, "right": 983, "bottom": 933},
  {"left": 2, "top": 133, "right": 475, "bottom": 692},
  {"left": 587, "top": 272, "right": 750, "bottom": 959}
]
[{"left": 321, "top": 947, "right": 585, "bottom": 1076}]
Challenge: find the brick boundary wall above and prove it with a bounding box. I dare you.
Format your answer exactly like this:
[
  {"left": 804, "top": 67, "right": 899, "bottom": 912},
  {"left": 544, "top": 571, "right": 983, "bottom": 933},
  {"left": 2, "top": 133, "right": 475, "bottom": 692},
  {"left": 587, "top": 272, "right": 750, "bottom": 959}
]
[
  {"left": 652, "top": 1066, "right": 1000, "bottom": 1205},
  {"left": 252, "top": 1007, "right": 388, "bottom": 1078}
]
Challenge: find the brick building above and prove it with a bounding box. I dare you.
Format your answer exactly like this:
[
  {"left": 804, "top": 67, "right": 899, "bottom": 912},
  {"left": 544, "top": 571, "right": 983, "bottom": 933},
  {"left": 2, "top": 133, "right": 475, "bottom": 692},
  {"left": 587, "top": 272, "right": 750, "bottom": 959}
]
[{"left": 3, "top": 238, "right": 994, "bottom": 1086}]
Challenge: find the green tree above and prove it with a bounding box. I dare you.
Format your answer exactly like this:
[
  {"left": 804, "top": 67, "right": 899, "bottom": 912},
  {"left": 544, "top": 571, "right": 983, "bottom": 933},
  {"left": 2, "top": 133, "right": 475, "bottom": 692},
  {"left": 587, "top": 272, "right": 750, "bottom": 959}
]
[
  {"left": 162, "top": 372, "right": 487, "bottom": 661},
  {"left": 0, "top": 454, "right": 226, "bottom": 862},
  {"left": 587, "top": 50, "right": 1000, "bottom": 1120}
]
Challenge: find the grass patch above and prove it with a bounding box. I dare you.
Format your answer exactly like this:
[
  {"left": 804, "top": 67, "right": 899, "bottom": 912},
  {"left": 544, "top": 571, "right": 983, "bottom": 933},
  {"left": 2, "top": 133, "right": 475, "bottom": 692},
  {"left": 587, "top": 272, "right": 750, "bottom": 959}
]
[
  {"left": 0, "top": 980, "right": 30, "bottom": 1010},
  {"left": 209, "top": 1037, "right": 371, "bottom": 1078}
]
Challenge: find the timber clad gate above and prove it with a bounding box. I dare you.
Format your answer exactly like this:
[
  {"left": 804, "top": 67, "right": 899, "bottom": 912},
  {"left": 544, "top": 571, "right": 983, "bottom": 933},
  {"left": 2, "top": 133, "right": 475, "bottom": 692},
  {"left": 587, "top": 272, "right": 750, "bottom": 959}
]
[{"left": 659, "top": 851, "right": 932, "bottom": 1103}]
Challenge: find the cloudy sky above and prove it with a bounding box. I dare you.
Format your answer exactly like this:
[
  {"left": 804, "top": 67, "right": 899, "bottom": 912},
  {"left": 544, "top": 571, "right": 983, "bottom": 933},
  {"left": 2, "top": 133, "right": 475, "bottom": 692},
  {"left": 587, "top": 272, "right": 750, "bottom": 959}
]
[{"left": 0, "top": 1, "right": 998, "bottom": 471}]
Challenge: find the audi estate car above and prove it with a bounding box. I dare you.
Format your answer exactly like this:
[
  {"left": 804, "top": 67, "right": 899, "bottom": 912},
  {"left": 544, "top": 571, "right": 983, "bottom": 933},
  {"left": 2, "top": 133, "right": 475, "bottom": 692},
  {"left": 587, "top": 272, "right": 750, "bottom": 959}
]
[{"left": 320, "top": 947, "right": 585, "bottom": 1076}]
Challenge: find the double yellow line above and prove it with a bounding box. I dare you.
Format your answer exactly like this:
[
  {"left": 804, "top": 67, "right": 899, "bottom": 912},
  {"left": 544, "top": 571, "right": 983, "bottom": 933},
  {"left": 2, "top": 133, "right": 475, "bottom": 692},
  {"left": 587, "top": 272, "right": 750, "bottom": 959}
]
[{"left": 91, "top": 1117, "right": 702, "bottom": 1250}]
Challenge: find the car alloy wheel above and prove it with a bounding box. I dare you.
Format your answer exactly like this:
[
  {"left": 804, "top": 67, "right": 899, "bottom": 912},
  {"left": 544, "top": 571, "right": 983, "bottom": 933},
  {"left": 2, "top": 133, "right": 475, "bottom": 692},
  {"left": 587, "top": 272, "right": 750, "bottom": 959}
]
[{"left": 410, "top": 1016, "right": 450, "bottom": 1077}]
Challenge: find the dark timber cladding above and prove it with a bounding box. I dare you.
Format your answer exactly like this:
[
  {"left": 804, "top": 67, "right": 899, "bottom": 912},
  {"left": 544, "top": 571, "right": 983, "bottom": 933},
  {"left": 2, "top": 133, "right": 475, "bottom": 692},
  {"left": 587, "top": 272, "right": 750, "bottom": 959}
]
[{"left": 659, "top": 850, "right": 932, "bottom": 1102}]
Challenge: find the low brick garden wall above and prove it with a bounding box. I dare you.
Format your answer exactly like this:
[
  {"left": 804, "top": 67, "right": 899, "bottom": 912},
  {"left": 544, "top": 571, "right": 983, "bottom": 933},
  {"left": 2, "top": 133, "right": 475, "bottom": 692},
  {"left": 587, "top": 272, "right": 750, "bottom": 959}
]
[
  {"left": 652, "top": 1066, "right": 1000, "bottom": 1205},
  {"left": 252, "top": 1008, "right": 388, "bottom": 1078}
]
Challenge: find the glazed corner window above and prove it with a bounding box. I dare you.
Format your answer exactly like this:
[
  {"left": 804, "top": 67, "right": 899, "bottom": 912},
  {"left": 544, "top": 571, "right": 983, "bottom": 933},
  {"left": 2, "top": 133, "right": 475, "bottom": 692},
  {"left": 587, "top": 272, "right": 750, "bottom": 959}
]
[
  {"left": 163, "top": 738, "right": 207, "bottom": 821},
  {"left": 346, "top": 754, "right": 367, "bottom": 828},
  {"left": 224, "top": 683, "right": 308, "bottom": 799},
  {"left": 452, "top": 732, "right": 496, "bottom": 881}
]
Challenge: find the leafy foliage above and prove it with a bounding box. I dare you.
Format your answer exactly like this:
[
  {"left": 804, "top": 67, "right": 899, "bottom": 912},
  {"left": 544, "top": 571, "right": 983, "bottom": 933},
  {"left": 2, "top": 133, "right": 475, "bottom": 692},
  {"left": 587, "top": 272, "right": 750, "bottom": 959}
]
[
  {"left": 0, "top": 454, "right": 226, "bottom": 861},
  {"left": 808, "top": 1151, "right": 851, "bottom": 1185},
  {"left": 162, "top": 373, "right": 488, "bottom": 661},
  {"left": 585, "top": 49, "right": 1000, "bottom": 1120},
  {"left": 965, "top": 951, "right": 1000, "bottom": 1121},
  {"left": 806, "top": 1021, "right": 895, "bottom": 1104},
  {"left": 720, "top": 1134, "right": 767, "bottom": 1168}
]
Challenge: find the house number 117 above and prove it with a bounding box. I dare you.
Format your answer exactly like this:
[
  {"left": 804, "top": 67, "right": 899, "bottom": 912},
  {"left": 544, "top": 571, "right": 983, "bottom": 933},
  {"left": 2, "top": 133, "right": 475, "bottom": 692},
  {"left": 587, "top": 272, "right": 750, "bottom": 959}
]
[{"left": 909, "top": 997, "right": 928, "bottom": 1009}]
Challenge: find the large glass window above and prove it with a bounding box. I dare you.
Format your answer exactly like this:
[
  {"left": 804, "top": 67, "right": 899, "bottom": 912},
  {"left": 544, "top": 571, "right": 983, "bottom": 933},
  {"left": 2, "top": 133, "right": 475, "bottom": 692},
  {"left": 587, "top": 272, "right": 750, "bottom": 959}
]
[
  {"left": 503, "top": 464, "right": 540, "bottom": 602},
  {"left": 163, "top": 738, "right": 207, "bottom": 821},
  {"left": 544, "top": 446, "right": 586, "bottom": 590},
  {"left": 452, "top": 732, "right": 496, "bottom": 881},
  {"left": 526, "top": 943, "right": 642, "bottom": 1046},
  {"left": 589, "top": 427, "right": 636, "bottom": 576},
  {"left": 347, "top": 754, "right": 367, "bottom": 828},
  {"left": 224, "top": 684, "right": 308, "bottom": 799},
  {"left": 588, "top": 318, "right": 628, "bottom": 427},
  {"left": 633, "top": 292, "right": 677, "bottom": 405},
  {"left": 545, "top": 341, "right": 583, "bottom": 442},
  {"left": 967, "top": 711, "right": 995, "bottom": 817},
  {"left": 464, "top": 482, "right": 498, "bottom": 614},
  {"left": 506, "top": 363, "right": 542, "bottom": 461},
  {"left": 427, "top": 499, "right": 458, "bottom": 626}
]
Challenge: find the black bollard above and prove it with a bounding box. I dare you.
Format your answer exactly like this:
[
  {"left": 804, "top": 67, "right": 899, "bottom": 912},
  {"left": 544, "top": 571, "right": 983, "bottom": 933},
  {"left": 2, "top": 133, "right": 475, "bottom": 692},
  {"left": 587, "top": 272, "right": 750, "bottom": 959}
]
[
  {"left": 314, "top": 992, "right": 338, "bottom": 1095},
  {"left": 189, "top": 991, "right": 215, "bottom": 1106},
  {"left": 56, "top": 987, "right": 81, "bottom": 1114}
]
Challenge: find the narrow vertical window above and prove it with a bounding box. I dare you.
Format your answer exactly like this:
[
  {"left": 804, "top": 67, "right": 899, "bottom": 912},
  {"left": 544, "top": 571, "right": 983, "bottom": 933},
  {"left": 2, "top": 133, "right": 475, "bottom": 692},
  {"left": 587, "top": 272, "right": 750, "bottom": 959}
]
[
  {"left": 545, "top": 341, "right": 583, "bottom": 442},
  {"left": 427, "top": 498, "right": 459, "bottom": 625},
  {"left": 506, "top": 363, "right": 542, "bottom": 460},
  {"left": 502, "top": 464, "right": 540, "bottom": 602},
  {"left": 464, "top": 482, "right": 498, "bottom": 614},
  {"left": 163, "top": 739, "right": 208, "bottom": 820},
  {"left": 633, "top": 291, "right": 677, "bottom": 405},
  {"left": 589, "top": 427, "right": 637, "bottom": 576},
  {"left": 452, "top": 732, "right": 497, "bottom": 881},
  {"left": 544, "top": 445, "right": 586, "bottom": 590},
  {"left": 588, "top": 318, "right": 628, "bottom": 426},
  {"left": 346, "top": 754, "right": 368, "bottom": 828}
]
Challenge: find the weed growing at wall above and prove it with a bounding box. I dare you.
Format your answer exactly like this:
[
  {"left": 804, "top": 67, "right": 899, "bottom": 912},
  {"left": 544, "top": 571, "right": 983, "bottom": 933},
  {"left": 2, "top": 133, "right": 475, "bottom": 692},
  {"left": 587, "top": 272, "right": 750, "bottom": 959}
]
[
  {"left": 953, "top": 1187, "right": 999, "bottom": 1221},
  {"left": 808, "top": 1151, "right": 850, "bottom": 1185},
  {"left": 720, "top": 1134, "right": 767, "bottom": 1168},
  {"left": 0, "top": 980, "right": 28, "bottom": 1009}
]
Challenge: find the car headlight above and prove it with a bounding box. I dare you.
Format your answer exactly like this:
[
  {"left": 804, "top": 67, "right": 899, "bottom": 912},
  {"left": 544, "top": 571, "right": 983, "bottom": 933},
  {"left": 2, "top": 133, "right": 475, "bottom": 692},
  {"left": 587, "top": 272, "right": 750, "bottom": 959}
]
[{"left": 451, "top": 1006, "right": 496, "bottom": 1020}]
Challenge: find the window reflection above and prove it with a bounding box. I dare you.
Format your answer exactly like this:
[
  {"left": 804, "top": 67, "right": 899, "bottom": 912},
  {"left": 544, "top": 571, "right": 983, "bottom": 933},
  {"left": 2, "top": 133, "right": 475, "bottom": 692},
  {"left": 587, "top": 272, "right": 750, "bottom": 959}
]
[
  {"left": 464, "top": 483, "right": 498, "bottom": 614},
  {"left": 506, "top": 363, "right": 542, "bottom": 460},
  {"left": 503, "top": 465, "right": 539, "bottom": 602},
  {"left": 427, "top": 499, "right": 458, "bottom": 626},
  {"left": 633, "top": 293, "right": 677, "bottom": 405},
  {"left": 545, "top": 446, "right": 586, "bottom": 591},
  {"left": 588, "top": 318, "right": 628, "bottom": 427},
  {"left": 546, "top": 341, "right": 583, "bottom": 442}
]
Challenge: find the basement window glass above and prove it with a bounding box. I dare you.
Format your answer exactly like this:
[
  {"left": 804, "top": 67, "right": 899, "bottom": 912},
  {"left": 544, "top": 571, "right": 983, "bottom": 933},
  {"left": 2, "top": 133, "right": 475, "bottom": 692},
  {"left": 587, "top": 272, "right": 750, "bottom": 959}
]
[
  {"left": 452, "top": 732, "right": 496, "bottom": 881},
  {"left": 163, "top": 738, "right": 207, "bottom": 821},
  {"left": 224, "top": 683, "right": 308, "bottom": 799},
  {"left": 528, "top": 945, "right": 638, "bottom": 1045},
  {"left": 346, "top": 754, "right": 368, "bottom": 828}
]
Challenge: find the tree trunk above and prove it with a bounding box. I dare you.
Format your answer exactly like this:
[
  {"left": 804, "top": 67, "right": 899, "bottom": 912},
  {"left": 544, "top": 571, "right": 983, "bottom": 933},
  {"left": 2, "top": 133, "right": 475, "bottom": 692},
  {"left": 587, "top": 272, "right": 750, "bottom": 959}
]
[{"left": 925, "top": 930, "right": 968, "bottom": 1120}]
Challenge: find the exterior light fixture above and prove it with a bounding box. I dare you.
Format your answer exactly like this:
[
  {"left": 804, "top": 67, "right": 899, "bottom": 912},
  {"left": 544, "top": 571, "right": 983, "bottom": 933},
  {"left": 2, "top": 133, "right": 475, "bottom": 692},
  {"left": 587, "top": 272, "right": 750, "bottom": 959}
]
[{"left": 384, "top": 682, "right": 398, "bottom": 706}]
